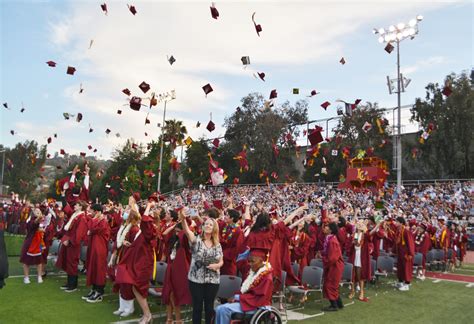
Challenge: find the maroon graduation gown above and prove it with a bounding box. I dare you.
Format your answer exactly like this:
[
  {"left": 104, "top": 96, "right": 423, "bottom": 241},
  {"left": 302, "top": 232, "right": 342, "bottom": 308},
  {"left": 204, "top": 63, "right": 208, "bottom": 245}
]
[
  {"left": 56, "top": 212, "right": 88, "bottom": 275},
  {"left": 238, "top": 270, "right": 273, "bottom": 312},
  {"left": 322, "top": 235, "right": 344, "bottom": 300},
  {"left": 395, "top": 226, "right": 415, "bottom": 283},
  {"left": 86, "top": 217, "right": 110, "bottom": 286}
]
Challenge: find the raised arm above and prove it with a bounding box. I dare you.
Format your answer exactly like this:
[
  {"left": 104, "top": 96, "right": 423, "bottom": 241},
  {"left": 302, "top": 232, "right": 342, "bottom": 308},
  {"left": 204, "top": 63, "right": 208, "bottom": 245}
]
[
  {"left": 283, "top": 205, "right": 306, "bottom": 225},
  {"left": 179, "top": 209, "right": 196, "bottom": 244}
]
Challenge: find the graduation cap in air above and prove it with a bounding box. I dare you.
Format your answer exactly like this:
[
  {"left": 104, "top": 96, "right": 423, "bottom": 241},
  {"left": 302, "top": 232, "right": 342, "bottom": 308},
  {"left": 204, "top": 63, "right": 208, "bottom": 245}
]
[
  {"left": 115, "top": 133, "right": 121, "bottom": 137},
  {"left": 241, "top": 56, "right": 250, "bottom": 66},
  {"left": 100, "top": 3, "right": 107, "bottom": 14},
  {"left": 269, "top": 89, "right": 277, "bottom": 99},
  {"left": 76, "top": 113, "right": 83, "bottom": 123},
  {"left": 255, "top": 72, "right": 265, "bottom": 81},
  {"left": 321, "top": 101, "right": 330, "bottom": 110},
  {"left": 252, "top": 12, "right": 262, "bottom": 36},
  {"left": 139, "top": 81, "right": 150, "bottom": 93},
  {"left": 168, "top": 55, "right": 176, "bottom": 65},
  {"left": 88, "top": 145, "right": 93, "bottom": 150},
  {"left": 67, "top": 66, "right": 76, "bottom": 75},
  {"left": 196, "top": 121, "right": 201, "bottom": 128},
  {"left": 210, "top": 3, "right": 219, "bottom": 19},
  {"left": 129, "top": 96, "right": 142, "bottom": 111},
  {"left": 54, "top": 133, "right": 57, "bottom": 138},
  {"left": 145, "top": 117, "right": 151, "bottom": 125},
  {"left": 3, "top": 103, "right": 9, "bottom": 109},
  {"left": 308, "top": 127, "right": 324, "bottom": 146},
  {"left": 10, "top": 130, "right": 15, "bottom": 135},
  {"left": 309, "top": 90, "right": 319, "bottom": 97},
  {"left": 203, "top": 83, "right": 213, "bottom": 96},
  {"left": 93, "top": 148, "right": 97, "bottom": 153},
  {"left": 128, "top": 4, "right": 137, "bottom": 15},
  {"left": 80, "top": 152, "right": 86, "bottom": 157},
  {"left": 46, "top": 61, "right": 56, "bottom": 67},
  {"left": 207, "top": 120, "right": 215, "bottom": 132},
  {"left": 47, "top": 137, "right": 52, "bottom": 144},
  {"left": 60, "top": 149, "right": 66, "bottom": 155},
  {"left": 212, "top": 138, "right": 220, "bottom": 148},
  {"left": 122, "top": 88, "right": 131, "bottom": 96},
  {"left": 339, "top": 57, "right": 346, "bottom": 65},
  {"left": 442, "top": 86, "right": 452, "bottom": 97},
  {"left": 117, "top": 109, "right": 122, "bottom": 114},
  {"left": 105, "top": 129, "right": 111, "bottom": 135},
  {"left": 385, "top": 43, "right": 394, "bottom": 54},
  {"left": 89, "top": 126, "right": 93, "bottom": 133},
  {"left": 293, "top": 88, "right": 299, "bottom": 95},
  {"left": 63, "top": 112, "right": 72, "bottom": 120},
  {"left": 79, "top": 83, "right": 84, "bottom": 94}
]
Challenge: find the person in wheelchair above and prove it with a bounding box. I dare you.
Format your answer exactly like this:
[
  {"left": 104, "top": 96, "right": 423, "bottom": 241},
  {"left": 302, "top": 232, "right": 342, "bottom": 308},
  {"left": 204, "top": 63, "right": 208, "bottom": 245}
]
[{"left": 215, "top": 247, "right": 273, "bottom": 323}]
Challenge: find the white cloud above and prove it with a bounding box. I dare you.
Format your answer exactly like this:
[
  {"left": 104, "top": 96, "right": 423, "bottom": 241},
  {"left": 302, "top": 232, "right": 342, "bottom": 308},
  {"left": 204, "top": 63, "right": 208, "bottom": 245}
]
[
  {"left": 401, "top": 56, "right": 448, "bottom": 75},
  {"left": 40, "top": 0, "right": 454, "bottom": 158}
]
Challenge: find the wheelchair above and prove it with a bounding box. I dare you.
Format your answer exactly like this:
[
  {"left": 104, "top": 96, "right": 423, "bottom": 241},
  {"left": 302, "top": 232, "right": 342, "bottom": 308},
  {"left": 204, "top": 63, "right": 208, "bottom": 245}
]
[{"left": 230, "top": 306, "right": 283, "bottom": 324}]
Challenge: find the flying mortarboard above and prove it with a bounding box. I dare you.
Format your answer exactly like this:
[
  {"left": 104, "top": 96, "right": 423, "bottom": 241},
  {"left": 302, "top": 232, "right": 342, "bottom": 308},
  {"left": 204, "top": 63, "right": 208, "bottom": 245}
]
[
  {"left": 139, "top": 81, "right": 150, "bottom": 93},
  {"left": 269, "top": 89, "right": 277, "bottom": 99},
  {"left": 105, "top": 129, "right": 111, "bottom": 135},
  {"left": 292, "top": 88, "right": 299, "bottom": 95},
  {"left": 255, "top": 72, "right": 265, "bottom": 81},
  {"left": 384, "top": 43, "right": 394, "bottom": 54},
  {"left": 47, "top": 137, "right": 52, "bottom": 144},
  {"left": 10, "top": 130, "right": 15, "bottom": 135},
  {"left": 67, "top": 66, "right": 76, "bottom": 75},
  {"left": 128, "top": 4, "right": 137, "bottom": 15},
  {"left": 442, "top": 86, "right": 452, "bottom": 97},
  {"left": 202, "top": 83, "right": 213, "bottom": 96},
  {"left": 212, "top": 138, "right": 220, "bottom": 148},
  {"left": 89, "top": 127, "right": 93, "bottom": 133},
  {"left": 241, "top": 56, "right": 250, "bottom": 66},
  {"left": 80, "top": 152, "right": 86, "bottom": 157},
  {"left": 100, "top": 3, "right": 107, "bottom": 14},
  {"left": 79, "top": 83, "right": 84, "bottom": 94},
  {"left": 46, "top": 61, "right": 56, "bottom": 67},
  {"left": 117, "top": 109, "right": 122, "bottom": 114},
  {"left": 60, "top": 149, "right": 66, "bottom": 155},
  {"left": 88, "top": 145, "right": 93, "bottom": 150},
  {"left": 210, "top": 3, "right": 219, "bottom": 19},
  {"left": 122, "top": 88, "right": 131, "bottom": 96},
  {"left": 339, "top": 57, "right": 346, "bottom": 65},
  {"left": 309, "top": 90, "right": 319, "bottom": 97},
  {"left": 2, "top": 103, "right": 8, "bottom": 109},
  {"left": 321, "top": 101, "right": 330, "bottom": 110},
  {"left": 196, "top": 121, "right": 201, "bottom": 128},
  {"left": 76, "top": 113, "right": 83, "bottom": 123},
  {"left": 129, "top": 96, "right": 142, "bottom": 111},
  {"left": 207, "top": 120, "right": 215, "bottom": 132},
  {"left": 308, "top": 127, "right": 324, "bottom": 146},
  {"left": 167, "top": 55, "right": 176, "bottom": 65},
  {"left": 252, "top": 12, "right": 262, "bottom": 36}
]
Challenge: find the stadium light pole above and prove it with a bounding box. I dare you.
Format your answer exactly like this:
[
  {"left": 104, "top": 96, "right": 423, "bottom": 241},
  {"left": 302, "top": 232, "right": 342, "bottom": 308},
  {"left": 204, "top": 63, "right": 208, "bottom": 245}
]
[
  {"left": 373, "top": 15, "right": 422, "bottom": 194},
  {"left": 157, "top": 90, "right": 176, "bottom": 193},
  {"left": 0, "top": 150, "right": 5, "bottom": 196}
]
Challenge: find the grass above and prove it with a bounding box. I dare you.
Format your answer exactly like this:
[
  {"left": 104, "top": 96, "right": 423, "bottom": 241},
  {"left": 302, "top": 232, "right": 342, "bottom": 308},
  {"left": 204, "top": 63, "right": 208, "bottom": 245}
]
[
  {"left": 2, "top": 255, "right": 473, "bottom": 324},
  {"left": 4, "top": 233, "right": 25, "bottom": 256}
]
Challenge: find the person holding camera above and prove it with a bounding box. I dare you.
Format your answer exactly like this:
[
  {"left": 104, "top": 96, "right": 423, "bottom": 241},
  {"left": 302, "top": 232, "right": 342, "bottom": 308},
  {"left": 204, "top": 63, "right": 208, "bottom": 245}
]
[
  {"left": 19, "top": 208, "right": 45, "bottom": 284},
  {"left": 180, "top": 208, "right": 223, "bottom": 324}
]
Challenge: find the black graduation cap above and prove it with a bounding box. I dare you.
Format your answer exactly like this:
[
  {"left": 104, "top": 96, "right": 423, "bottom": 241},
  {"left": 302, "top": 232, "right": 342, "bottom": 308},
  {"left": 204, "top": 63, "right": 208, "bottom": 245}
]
[
  {"left": 339, "top": 57, "right": 346, "bottom": 65},
  {"left": 210, "top": 3, "right": 219, "bottom": 19},
  {"left": 20, "top": 107, "right": 25, "bottom": 113},
  {"left": 269, "top": 89, "right": 277, "bottom": 99},
  {"left": 256, "top": 72, "right": 265, "bottom": 81},
  {"left": 89, "top": 127, "right": 93, "bottom": 133},
  {"left": 168, "top": 55, "right": 176, "bottom": 65},
  {"left": 385, "top": 43, "right": 394, "bottom": 54},
  {"left": 252, "top": 12, "right": 262, "bottom": 36},
  {"left": 241, "top": 56, "right": 250, "bottom": 66},
  {"left": 203, "top": 83, "right": 213, "bottom": 96},
  {"left": 76, "top": 113, "right": 83, "bottom": 123},
  {"left": 139, "top": 81, "right": 150, "bottom": 93},
  {"left": 130, "top": 96, "right": 142, "bottom": 111},
  {"left": 117, "top": 109, "right": 122, "bottom": 114},
  {"left": 196, "top": 121, "right": 201, "bottom": 128},
  {"left": 122, "top": 88, "right": 131, "bottom": 96},
  {"left": 2, "top": 103, "right": 8, "bottom": 109},
  {"left": 10, "top": 130, "right": 15, "bottom": 135},
  {"left": 293, "top": 88, "right": 299, "bottom": 95},
  {"left": 128, "top": 4, "right": 137, "bottom": 15},
  {"left": 105, "top": 129, "right": 111, "bottom": 135},
  {"left": 67, "top": 66, "right": 76, "bottom": 75},
  {"left": 100, "top": 3, "right": 107, "bottom": 15}
]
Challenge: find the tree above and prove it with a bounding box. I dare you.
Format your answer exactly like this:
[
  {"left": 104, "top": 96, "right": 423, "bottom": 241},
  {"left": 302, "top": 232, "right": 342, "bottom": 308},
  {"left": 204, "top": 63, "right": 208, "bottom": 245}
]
[
  {"left": 1, "top": 141, "right": 47, "bottom": 198},
  {"left": 409, "top": 71, "right": 474, "bottom": 178},
  {"left": 183, "top": 139, "right": 211, "bottom": 186},
  {"left": 222, "top": 92, "right": 308, "bottom": 183},
  {"left": 303, "top": 102, "right": 392, "bottom": 182}
]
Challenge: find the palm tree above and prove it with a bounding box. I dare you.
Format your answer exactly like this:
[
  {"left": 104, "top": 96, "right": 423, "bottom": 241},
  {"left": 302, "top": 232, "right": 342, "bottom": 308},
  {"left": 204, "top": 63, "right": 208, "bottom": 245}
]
[{"left": 163, "top": 119, "right": 187, "bottom": 190}]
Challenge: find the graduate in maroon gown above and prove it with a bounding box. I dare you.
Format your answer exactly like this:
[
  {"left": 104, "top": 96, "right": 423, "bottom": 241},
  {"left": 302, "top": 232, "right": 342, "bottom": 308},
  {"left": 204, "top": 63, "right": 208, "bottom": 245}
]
[
  {"left": 220, "top": 209, "right": 243, "bottom": 276},
  {"left": 83, "top": 204, "right": 110, "bottom": 303},
  {"left": 414, "top": 223, "right": 431, "bottom": 280},
  {"left": 394, "top": 217, "right": 415, "bottom": 291},
  {"left": 368, "top": 216, "right": 386, "bottom": 261},
  {"left": 162, "top": 220, "right": 192, "bottom": 323},
  {"left": 115, "top": 200, "right": 158, "bottom": 324},
  {"left": 289, "top": 219, "right": 311, "bottom": 279},
  {"left": 56, "top": 200, "right": 88, "bottom": 292},
  {"left": 322, "top": 221, "right": 344, "bottom": 311},
  {"left": 19, "top": 208, "right": 45, "bottom": 284},
  {"left": 215, "top": 247, "right": 273, "bottom": 324}
]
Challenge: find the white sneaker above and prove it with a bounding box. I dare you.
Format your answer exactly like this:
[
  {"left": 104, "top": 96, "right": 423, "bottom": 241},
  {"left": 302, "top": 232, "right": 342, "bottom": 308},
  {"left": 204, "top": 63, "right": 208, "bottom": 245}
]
[
  {"left": 120, "top": 310, "right": 134, "bottom": 317},
  {"left": 419, "top": 275, "right": 426, "bottom": 281},
  {"left": 395, "top": 282, "right": 403, "bottom": 288},
  {"left": 38, "top": 276, "right": 43, "bottom": 284},
  {"left": 113, "top": 310, "right": 124, "bottom": 316},
  {"left": 399, "top": 284, "right": 410, "bottom": 291},
  {"left": 23, "top": 277, "right": 31, "bottom": 284}
]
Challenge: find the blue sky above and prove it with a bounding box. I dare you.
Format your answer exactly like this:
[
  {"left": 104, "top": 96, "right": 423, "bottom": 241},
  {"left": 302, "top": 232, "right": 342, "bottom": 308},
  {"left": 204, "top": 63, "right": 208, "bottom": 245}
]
[{"left": 1, "top": 0, "right": 472, "bottom": 159}]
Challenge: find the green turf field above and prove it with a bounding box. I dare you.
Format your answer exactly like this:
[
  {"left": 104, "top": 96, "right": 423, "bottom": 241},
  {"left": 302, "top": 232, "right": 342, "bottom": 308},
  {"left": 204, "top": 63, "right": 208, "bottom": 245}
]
[{"left": 2, "top": 235, "right": 473, "bottom": 323}]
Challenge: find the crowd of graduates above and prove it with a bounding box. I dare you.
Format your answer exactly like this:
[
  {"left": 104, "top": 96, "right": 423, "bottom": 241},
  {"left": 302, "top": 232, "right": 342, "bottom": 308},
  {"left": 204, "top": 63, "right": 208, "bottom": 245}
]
[{"left": 0, "top": 169, "right": 472, "bottom": 323}]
